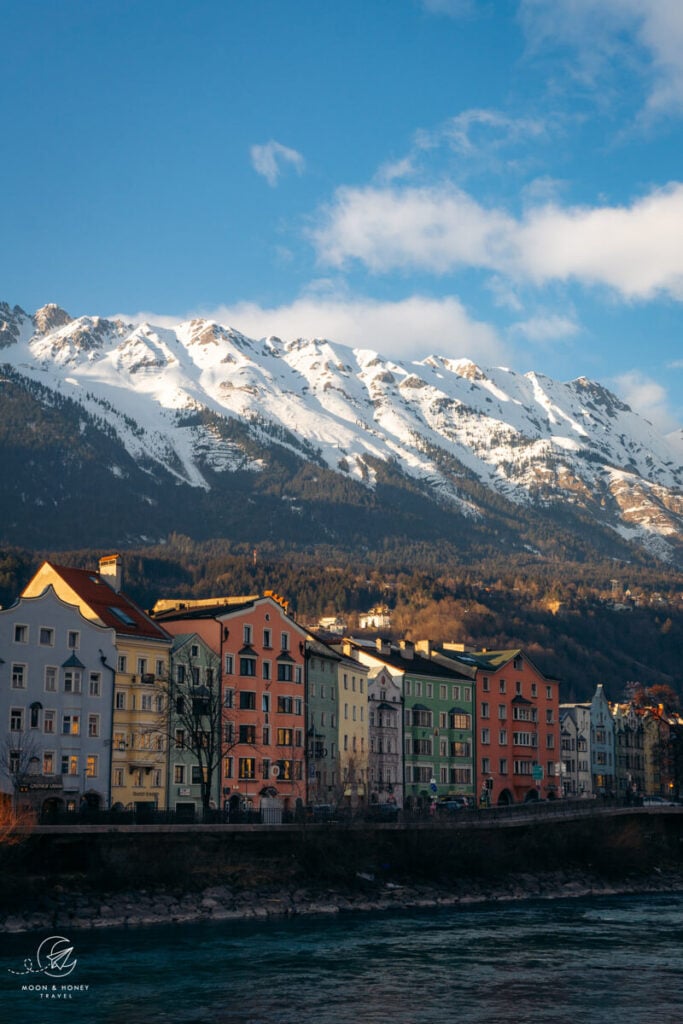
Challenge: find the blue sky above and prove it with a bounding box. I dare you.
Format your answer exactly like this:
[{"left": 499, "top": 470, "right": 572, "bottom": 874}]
[{"left": 2, "top": 0, "right": 683, "bottom": 434}]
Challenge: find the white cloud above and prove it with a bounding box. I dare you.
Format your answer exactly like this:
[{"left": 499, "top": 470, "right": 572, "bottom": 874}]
[
  {"left": 416, "top": 108, "right": 547, "bottom": 156},
  {"left": 611, "top": 370, "right": 680, "bottom": 433},
  {"left": 123, "top": 292, "right": 506, "bottom": 365},
  {"left": 250, "top": 140, "right": 305, "bottom": 187},
  {"left": 519, "top": 0, "right": 683, "bottom": 121},
  {"left": 311, "top": 180, "right": 683, "bottom": 300},
  {"left": 509, "top": 313, "right": 579, "bottom": 342}
]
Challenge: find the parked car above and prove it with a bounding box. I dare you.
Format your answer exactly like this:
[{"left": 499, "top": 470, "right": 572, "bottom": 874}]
[
  {"left": 437, "top": 797, "right": 470, "bottom": 814},
  {"left": 642, "top": 796, "right": 677, "bottom": 806}
]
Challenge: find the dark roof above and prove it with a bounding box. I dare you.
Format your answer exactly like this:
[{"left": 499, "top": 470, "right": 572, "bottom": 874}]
[
  {"left": 45, "top": 563, "right": 171, "bottom": 643},
  {"left": 350, "top": 641, "right": 472, "bottom": 681}
]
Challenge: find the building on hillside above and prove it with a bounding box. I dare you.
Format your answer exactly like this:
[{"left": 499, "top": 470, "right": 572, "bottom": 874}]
[
  {"left": 440, "top": 645, "right": 561, "bottom": 806},
  {"left": 168, "top": 633, "right": 222, "bottom": 818},
  {"left": 315, "top": 616, "right": 346, "bottom": 635},
  {"left": 560, "top": 704, "right": 592, "bottom": 797},
  {"left": 0, "top": 587, "right": 117, "bottom": 815},
  {"left": 358, "top": 605, "right": 392, "bottom": 630},
  {"left": 589, "top": 684, "right": 616, "bottom": 797},
  {"left": 347, "top": 638, "right": 475, "bottom": 807},
  {"left": 154, "top": 595, "right": 308, "bottom": 817},
  {"left": 22, "top": 556, "right": 172, "bottom": 813},
  {"left": 611, "top": 702, "right": 645, "bottom": 800},
  {"left": 305, "top": 636, "right": 342, "bottom": 804}
]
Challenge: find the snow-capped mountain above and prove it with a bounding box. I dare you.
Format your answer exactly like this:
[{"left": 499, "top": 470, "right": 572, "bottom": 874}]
[{"left": 1, "top": 300, "right": 682, "bottom": 562}]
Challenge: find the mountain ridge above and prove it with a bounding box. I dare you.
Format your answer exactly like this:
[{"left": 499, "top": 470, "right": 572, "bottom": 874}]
[{"left": 1, "top": 300, "right": 682, "bottom": 563}]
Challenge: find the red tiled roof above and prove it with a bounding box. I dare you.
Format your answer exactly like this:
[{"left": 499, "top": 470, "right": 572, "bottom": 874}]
[{"left": 45, "top": 563, "right": 171, "bottom": 643}]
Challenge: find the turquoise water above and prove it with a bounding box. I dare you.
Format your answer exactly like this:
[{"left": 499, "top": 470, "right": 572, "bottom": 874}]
[{"left": 2, "top": 893, "right": 682, "bottom": 1024}]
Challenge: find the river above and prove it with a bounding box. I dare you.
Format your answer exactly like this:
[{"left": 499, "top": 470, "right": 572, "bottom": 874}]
[{"left": 2, "top": 892, "right": 682, "bottom": 1024}]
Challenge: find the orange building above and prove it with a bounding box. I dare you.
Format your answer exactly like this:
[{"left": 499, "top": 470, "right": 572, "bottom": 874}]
[
  {"left": 154, "top": 595, "right": 308, "bottom": 816},
  {"left": 441, "top": 646, "right": 561, "bottom": 805}
]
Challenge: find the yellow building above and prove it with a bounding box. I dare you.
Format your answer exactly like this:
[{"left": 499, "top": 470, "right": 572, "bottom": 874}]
[
  {"left": 22, "top": 555, "right": 172, "bottom": 812},
  {"left": 336, "top": 652, "right": 369, "bottom": 805}
]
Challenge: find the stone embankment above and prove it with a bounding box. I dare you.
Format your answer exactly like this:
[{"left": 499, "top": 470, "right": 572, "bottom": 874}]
[{"left": 3, "top": 870, "right": 683, "bottom": 933}]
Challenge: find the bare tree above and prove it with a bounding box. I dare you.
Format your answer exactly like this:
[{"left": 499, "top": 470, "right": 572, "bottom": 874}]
[
  {"left": 153, "top": 640, "right": 231, "bottom": 815},
  {"left": 0, "top": 730, "right": 42, "bottom": 803}
]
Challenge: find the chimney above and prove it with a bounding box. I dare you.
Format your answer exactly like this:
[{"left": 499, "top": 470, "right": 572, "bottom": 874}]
[
  {"left": 99, "top": 553, "right": 123, "bottom": 592},
  {"left": 415, "top": 639, "right": 431, "bottom": 656},
  {"left": 375, "top": 637, "right": 392, "bottom": 655},
  {"left": 399, "top": 639, "right": 414, "bottom": 660}
]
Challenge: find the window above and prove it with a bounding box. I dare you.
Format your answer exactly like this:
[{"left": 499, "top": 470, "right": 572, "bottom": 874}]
[
  {"left": 277, "top": 663, "right": 293, "bottom": 682},
  {"left": 192, "top": 765, "right": 207, "bottom": 784},
  {"left": 546, "top": 734, "right": 555, "bottom": 749},
  {"left": 513, "top": 760, "right": 533, "bottom": 776},
  {"left": 113, "top": 768, "right": 124, "bottom": 787},
  {"left": 404, "top": 680, "right": 411, "bottom": 696},
  {"left": 117, "top": 655, "right": 127, "bottom": 673},
  {"left": 64, "top": 670, "right": 82, "bottom": 694},
  {"left": 174, "top": 765, "right": 185, "bottom": 784},
  {"left": 67, "top": 631, "right": 80, "bottom": 650},
  {"left": 278, "top": 696, "right": 293, "bottom": 714},
  {"left": 262, "top": 660, "right": 271, "bottom": 681},
  {"left": 295, "top": 666, "right": 302, "bottom": 684},
  {"left": 450, "top": 712, "right": 471, "bottom": 730},
  {"left": 61, "top": 755, "right": 79, "bottom": 776},
  {"left": 262, "top": 693, "right": 270, "bottom": 713},
  {"left": 43, "top": 710, "right": 55, "bottom": 734},
  {"left": 175, "top": 729, "right": 185, "bottom": 749},
  {"left": 89, "top": 672, "right": 101, "bottom": 697},
  {"left": 39, "top": 627, "right": 54, "bottom": 646},
  {"left": 239, "top": 758, "right": 255, "bottom": 780},
  {"left": 62, "top": 714, "right": 80, "bottom": 735},
  {"left": 10, "top": 707, "right": 24, "bottom": 732},
  {"left": 481, "top": 757, "right": 491, "bottom": 774},
  {"left": 30, "top": 704, "right": 41, "bottom": 728},
  {"left": 156, "top": 659, "right": 165, "bottom": 678},
  {"left": 243, "top": 624, "right": 252, "bottom": 645},
  {"left": 277, "top": 728, "right": 293, "bottom": 746},
  {"left": 480, "top": 702, "right": 490, "bottom": 719},
  {"left": 114, "top": 731, "right": 126, "bottom": 751},
  {"left": 482, "top": 676, "right": 490, "bottom": 692},
  {"left": 498, "top": 705, "right": 507, "bottom": 720},
  {"left": 14, "top": 624, "right": 28, "bottom": 643},
  {"left": 463, "top": 687, "right": 471, "bottom": 702},
  {"left": 44, "top": 666, "right": 57, "bottom": 692},
  {"left": 412, "top": 708, "right": 433, "bottom": 727},
  {"left": 451, "top": 741, "right": 471, "bottom": 757},
  {"left": 294, "top": 697, "right": 302, "bottom": 716},
  {"left": 43, "top": 752, "right": 54, "bottom": 775},
  {"left": 480, "top": 729, "right": 490, "bottom": 744},
  {"left": 240, "top": 657, "right": 256, "bottom": 677},
  {"left": 499, "top": 729, "right": 508, "bottom": 745},
  {"left": 224, "top": 654, "right": 234, "bottom": 674},
  {"left": 141, "top": 694, "right": 153, "bottom": 711},
  {"left": 137, "top": 658, "right": 148, "bottom": 676},
  {"left": 86, "top": 755, "right": 98, "bottom": 778},
  {"left": 239, "top": 691, "right": 256, "bottom": 710},
  {"left": 280, "top": 632, "right": 289, "bottom": 651},
  {"left": 412, "top": 738, "right": 432, "bottom": 755},
  {"left": 88, "top": 714, "right": 100, "bottom": 737},
  {"left": 263, "top": 628, "right": 272, "bottom": 648},
  {"left": 499, "top": 758, "right": 508, "bottom": 774},
  {"left": 223, "top": 757, "right": 233, "bottom": 778},
  {"left": 531, "top": 683, "right": 537, "bottom": 697},
  {"left": 546, "top": 709, "right": 554, "bottom": 724},
  {"left": 546, "top": 686, "right": 553, "bottom": 699},
  {"left": 440, "top": 685, "right": 448, "bottom": 700},
  {"left": 499, "top": 679, "right": 506, "bottom": 693},
  {"left": 512, "top": 731, "right": 536, "bottom": 747},
  {"left": 239, "top": 724, "right": 256, "bottom": 744},
  {"left": 190, "top": 645, "right": 199, "bottom": 658},
  {"left": 11, "top": 664, "right": 26, "bottom": 689},
  {"left": 223, "top": 688, "right": 234, "bottom": 708},
  {"left": 262, "top": 725, "right": 270, "bottom": 745},
  {"left": 115, "top": 691, "right": 126, "bottom": 710}
]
